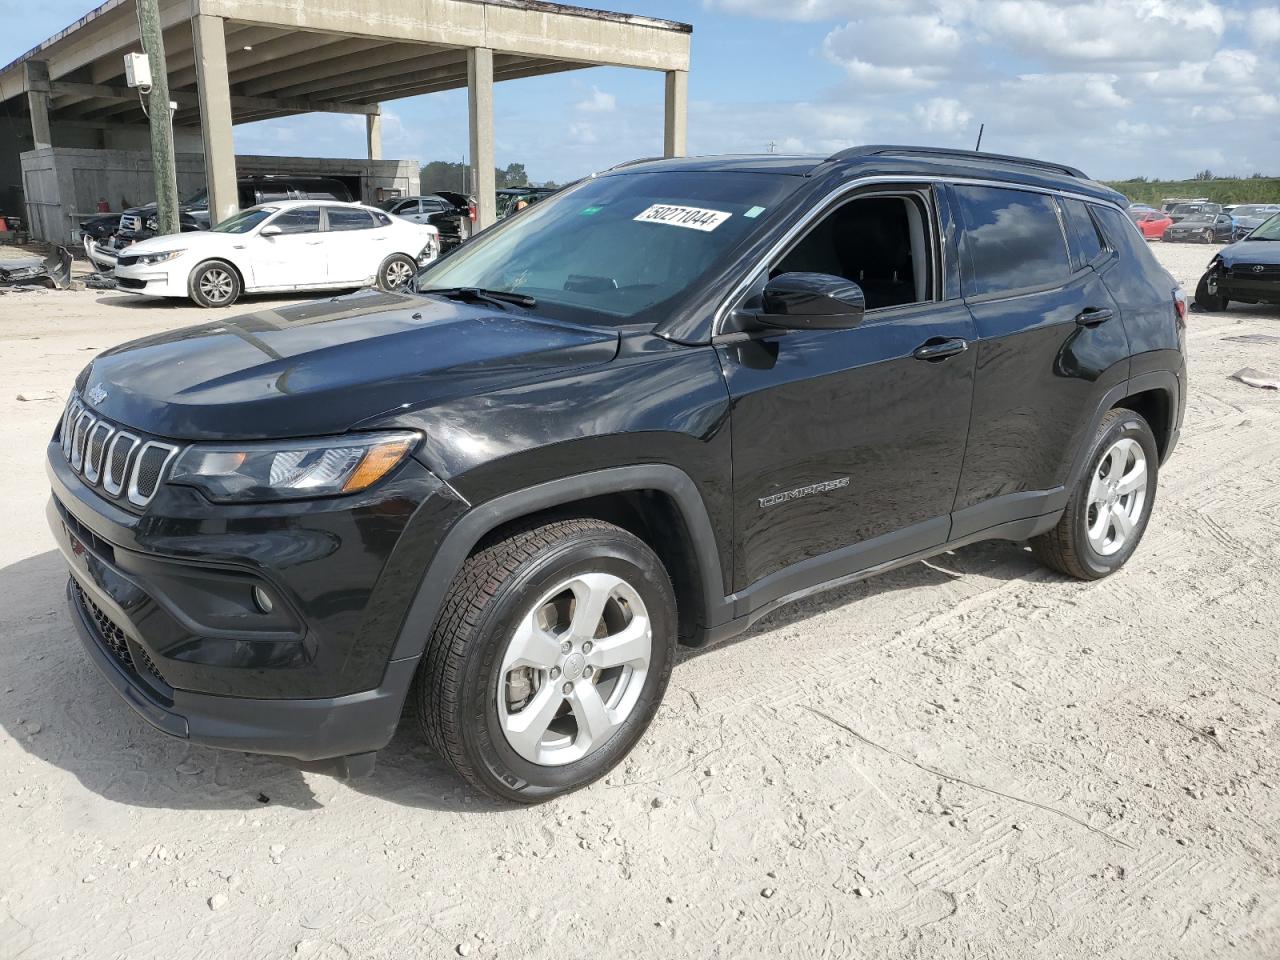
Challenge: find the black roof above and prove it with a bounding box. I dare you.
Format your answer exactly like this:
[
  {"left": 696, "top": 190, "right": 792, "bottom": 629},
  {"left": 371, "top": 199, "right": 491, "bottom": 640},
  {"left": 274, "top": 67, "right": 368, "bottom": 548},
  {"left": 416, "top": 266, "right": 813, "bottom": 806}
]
[{"left": 607, "top": 146, "right": 1125, "bottom": 206}]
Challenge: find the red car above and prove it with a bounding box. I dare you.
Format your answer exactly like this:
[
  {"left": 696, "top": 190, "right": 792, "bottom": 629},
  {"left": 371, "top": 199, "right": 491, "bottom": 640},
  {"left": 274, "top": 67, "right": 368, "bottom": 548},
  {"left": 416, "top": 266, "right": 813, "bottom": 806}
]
[{"left": 1132, "top": 210, "right": 1173, "bottom": 239}]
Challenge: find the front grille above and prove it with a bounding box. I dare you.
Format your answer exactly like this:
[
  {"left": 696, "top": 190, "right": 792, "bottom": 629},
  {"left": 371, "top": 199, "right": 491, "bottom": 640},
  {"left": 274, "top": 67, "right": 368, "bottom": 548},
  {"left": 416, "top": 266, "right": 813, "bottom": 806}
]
[
  {"left": 74, "top": 580, "right": 134, "bottom": 671},
  {"left": 72, "top": 580, "right": 171, "bottom": 693},
  {"left": 58, "top": 395, "right": 180, "bottom": 508},
  {"left": 1230, "top": 263, "right": 1280, "bottom": 280},
  {"left": 119, "top": 214, "right": 142, "bottom": 232}
]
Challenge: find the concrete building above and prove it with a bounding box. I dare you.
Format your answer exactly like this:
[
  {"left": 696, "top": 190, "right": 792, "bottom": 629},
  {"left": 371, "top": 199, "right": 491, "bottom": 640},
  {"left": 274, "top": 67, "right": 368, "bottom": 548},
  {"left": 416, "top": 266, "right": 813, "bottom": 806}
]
[{"left": 0, "top": 0, "right": 692, "bottom": 240}]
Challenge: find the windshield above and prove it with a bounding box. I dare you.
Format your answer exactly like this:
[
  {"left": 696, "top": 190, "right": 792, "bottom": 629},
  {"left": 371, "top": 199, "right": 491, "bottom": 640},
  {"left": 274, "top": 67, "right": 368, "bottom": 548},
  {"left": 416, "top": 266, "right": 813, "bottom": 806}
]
[
  {"left": 183, "top": 189, "right": 208, "bottom": 207},
  {"left": 1172, "top": 204, "right": 1208, "bottom": 215},
  {"left": 1181, "top": 214, "right": 1213, "bottom": 223},
  {"left": 212, "top": 207, "right": 276, "bottom": 234},
  {"left": 411, "top": 171, "right": 802, "bottom": 325},
  {"left": 1248, "top": 214, "right": 1280, "bottom": 240}
]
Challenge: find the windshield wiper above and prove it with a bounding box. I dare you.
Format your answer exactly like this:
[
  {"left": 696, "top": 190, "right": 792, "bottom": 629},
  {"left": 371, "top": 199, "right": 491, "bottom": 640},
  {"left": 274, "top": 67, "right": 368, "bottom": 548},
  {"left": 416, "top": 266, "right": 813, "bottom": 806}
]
[{"left": 418, "top": 286, "right": 537, "bottom": 309}]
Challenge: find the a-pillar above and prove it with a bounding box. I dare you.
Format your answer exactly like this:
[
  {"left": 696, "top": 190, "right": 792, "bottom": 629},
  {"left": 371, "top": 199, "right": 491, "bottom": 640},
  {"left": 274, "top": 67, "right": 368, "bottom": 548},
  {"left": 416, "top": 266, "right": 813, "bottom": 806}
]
[
  {"left": 663, "top": 69, "right": 687, "bottom": 158},
  {"left": 467, "top": 47, "right": 495, "bottom": 230},
  {"left": 25, "top": 61, "right": 52, "bottom": 150},
  {"left": 191, "top": 14, "right": 238, "bottom": 224}
]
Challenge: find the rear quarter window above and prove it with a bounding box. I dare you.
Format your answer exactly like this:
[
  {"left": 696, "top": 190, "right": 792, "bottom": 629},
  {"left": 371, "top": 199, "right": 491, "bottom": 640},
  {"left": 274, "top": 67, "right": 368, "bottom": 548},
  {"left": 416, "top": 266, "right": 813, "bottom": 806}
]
[
  {"left": 952, "top": 185, "right": 1071, "bottom": 296},
  {"left": 1061, "top": 198, "right": 1105, "bottom": 270}
]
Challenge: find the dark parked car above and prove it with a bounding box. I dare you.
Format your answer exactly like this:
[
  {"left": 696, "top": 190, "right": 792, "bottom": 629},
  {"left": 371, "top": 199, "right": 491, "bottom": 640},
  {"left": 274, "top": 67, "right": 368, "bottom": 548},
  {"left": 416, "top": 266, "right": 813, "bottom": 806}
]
[
  {"left": 1167, "top": 201, "right": 1222, "bottom": 223},
  {"left": 379, "top": 193, "right": 472, "bottom": 250},
  {"left": 496, "top": 185, "right": 557, "bottom": 219},
  {"left": 1229, "top": 204, "right": 1280, "bottom": 240},
  {"left": 1195, "top": 213, "right": 1280, "bottom": 311},
  {"left": 48, "top": 146, "right": 1186, "bottom": 802},
  {"left": 1163, "top": 212, "right": 1234, "bottom": 243}
]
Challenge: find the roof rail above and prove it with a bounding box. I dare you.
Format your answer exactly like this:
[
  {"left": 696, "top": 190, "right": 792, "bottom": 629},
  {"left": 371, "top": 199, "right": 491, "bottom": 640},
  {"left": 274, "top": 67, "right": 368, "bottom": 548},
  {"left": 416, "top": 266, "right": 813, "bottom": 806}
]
[{"left": 827, "top": 145, "right": 1088, "bottom": 180}]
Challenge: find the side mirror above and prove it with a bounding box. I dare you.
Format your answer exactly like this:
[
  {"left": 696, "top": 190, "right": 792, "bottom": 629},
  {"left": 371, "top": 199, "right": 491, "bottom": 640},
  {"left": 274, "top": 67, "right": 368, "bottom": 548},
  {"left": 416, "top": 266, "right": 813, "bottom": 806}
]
[
  {"left": 756, "top": 272, "right": 866, "bottom": 331},
  {"left": 259, "top": 224, "right": 282, "bottom": 237}
]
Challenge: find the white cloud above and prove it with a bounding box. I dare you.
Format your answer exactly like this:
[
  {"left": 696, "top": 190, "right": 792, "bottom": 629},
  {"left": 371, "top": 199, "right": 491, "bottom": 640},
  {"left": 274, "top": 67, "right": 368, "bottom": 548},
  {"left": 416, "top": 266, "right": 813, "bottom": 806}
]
[
  {"left": 913, "top": 98, "right": 973, "bottom": 134},
  {"left": 824, "top": 15, "right": 963, "bottom": 68},
  {"left": 1250, "top": 8, "right": 1280, "bottom": 43},
  {"left": 575, "top": 86, "right": 617, "bottom": 113}
]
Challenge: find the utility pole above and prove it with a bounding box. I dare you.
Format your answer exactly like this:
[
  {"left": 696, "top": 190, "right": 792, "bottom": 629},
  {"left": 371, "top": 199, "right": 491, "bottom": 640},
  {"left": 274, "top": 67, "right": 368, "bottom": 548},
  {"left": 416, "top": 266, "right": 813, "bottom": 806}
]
[{"left": 137, "top": 0, "right": 179, "bottom": 235}]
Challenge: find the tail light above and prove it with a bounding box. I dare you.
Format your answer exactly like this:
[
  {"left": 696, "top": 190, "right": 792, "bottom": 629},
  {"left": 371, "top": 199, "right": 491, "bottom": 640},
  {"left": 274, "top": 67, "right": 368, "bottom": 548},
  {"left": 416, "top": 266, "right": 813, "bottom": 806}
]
[
  {"left": 468, "top": 202, "right": 477, "bottom": 223},
  {"left": 1173, "top": 288, "right": 1187, "bottom": 322}
]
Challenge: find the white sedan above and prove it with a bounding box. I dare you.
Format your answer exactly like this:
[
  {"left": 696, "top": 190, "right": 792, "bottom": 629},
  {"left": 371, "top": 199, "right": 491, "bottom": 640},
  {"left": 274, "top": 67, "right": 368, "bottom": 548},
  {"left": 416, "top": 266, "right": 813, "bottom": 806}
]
[{"left": 112, "top": 200, "right": 439, "bottom": 308}]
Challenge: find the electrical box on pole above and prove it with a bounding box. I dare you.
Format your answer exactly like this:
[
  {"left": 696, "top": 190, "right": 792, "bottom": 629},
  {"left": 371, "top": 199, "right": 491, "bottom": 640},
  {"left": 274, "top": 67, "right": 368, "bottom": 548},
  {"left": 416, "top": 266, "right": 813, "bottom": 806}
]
[{"left": 123, "top": 53, "right": 152, "bottom": 89}]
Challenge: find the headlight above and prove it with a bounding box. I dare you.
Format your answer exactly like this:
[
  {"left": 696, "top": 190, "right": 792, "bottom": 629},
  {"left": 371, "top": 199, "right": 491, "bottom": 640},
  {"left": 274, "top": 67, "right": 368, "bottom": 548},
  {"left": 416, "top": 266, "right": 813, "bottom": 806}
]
[
  {"left": 169, "top": 432, "right": 418, "bottom": 502},
  {"left": 135, "top": 249, "right": 186, "bottom": 265},
  {"left": 145, "top": 217, "right": 158, "bottom": 230}
]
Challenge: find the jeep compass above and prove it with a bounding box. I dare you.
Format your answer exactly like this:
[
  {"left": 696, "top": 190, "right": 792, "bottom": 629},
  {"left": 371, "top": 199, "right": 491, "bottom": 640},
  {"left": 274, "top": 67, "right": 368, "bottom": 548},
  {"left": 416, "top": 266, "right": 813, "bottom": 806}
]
[{"left": 47, "top": 146, "right": 1187, "bottom": 802}]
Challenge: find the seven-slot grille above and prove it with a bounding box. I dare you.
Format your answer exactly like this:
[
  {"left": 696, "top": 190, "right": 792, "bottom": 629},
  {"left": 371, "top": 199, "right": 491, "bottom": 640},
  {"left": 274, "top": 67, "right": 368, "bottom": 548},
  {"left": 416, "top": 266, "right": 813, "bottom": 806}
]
[
  {"left": 119, "top": 213, "right": 143, "bottom": 232},
  {"left": 60, "top": 395, "right": 180, "bottom": 507}
]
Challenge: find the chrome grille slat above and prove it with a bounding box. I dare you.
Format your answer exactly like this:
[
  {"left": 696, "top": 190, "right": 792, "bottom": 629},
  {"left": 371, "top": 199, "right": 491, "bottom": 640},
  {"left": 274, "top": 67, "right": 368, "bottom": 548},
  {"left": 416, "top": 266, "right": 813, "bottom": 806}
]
[{"left": 59, "top": 394, "right": 180, "bottom": 508}]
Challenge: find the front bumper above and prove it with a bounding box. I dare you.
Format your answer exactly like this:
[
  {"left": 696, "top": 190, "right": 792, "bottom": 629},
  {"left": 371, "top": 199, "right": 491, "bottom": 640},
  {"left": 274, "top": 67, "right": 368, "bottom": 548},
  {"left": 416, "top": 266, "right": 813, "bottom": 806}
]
[{"left": 47, "top": 437, "right": 468, "bottom": 766}]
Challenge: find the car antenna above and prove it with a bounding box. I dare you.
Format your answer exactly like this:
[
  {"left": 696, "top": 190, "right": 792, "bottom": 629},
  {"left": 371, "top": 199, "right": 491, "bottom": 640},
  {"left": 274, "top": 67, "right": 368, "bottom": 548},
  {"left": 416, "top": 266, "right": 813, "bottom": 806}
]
[{"left": 974, "top": 123, "right": 985, "bottom": 152}]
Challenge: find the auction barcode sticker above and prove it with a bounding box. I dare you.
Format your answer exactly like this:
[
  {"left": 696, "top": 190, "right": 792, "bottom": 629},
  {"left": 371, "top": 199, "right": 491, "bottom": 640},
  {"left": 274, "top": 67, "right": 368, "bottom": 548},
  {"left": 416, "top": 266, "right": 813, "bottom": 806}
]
[{"left": 633, "top": 204, "right": 732, "bottom": 232}]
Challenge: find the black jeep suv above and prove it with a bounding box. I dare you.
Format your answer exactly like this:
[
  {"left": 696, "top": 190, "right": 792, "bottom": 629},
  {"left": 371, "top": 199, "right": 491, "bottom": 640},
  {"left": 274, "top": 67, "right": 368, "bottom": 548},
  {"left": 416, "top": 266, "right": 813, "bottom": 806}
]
[{"left": 47, "top": 146, "right": 1186, "bottom": 802}]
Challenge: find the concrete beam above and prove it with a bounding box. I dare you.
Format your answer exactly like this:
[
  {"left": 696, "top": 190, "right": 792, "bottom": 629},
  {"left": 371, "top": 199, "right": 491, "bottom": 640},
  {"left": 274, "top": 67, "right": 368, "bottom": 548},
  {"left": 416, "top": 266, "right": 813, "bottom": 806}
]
[
  {"left": 664, "top": 69, "right": 687, "bottom": 158},
  {"left": 228, "top": 37, "right": 391, "bottom": 92},
  {"left": 170, "top": 28, "right": 333, "bottom": 89},
  {"left": 26, "top": 61, "right": 52, "bottom": 149},
  {"left": 318, "top": 53, "right": 533, "bottom": 103},
  {"left": 53, "top": 80, "right": 378, "bottom": 123},
  {"left": 254, "top": 45, "right": 460, "bottom": 100},
  {"left": 468, "top": 47, "right": 495, "bottom": 229},
  {"left": 367, "top": 110, "right": 382, "bottom": 161},
  {"left": 337, "top": 57, "right": 579, "bottom": 103},
  {"left": 192, "top": 14, "right": 238, "bottom": 224},
  {"left": 194, "top": 0, "right": 690, "bottom": 72}
]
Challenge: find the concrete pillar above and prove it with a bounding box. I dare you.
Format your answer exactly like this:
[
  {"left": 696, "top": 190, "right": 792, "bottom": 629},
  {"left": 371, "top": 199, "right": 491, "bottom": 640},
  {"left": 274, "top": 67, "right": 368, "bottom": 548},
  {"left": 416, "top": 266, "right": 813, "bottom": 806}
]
[
  {"left": 366, "top": 109, "right": 382, "bottom": 161},
  {"left": 25, "top": 61, "right": 52, "bottom": 150},
  {"left": 467, "top": 47, "right": 496, "bottom": 229},
  {"left": 663, "top": 70, "right": 687, "bottom": 158},
  {"left": 191, "top": 14, "right": 238, "bottom": 224}
]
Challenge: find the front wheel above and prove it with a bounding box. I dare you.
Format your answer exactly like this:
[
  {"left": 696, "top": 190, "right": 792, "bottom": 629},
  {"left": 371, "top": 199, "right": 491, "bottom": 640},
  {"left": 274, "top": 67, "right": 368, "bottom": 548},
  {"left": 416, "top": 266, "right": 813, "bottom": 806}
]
[
  {"left": 1031, "top": 408, "right": 1158, "bottom": 580},
  {"left": 416, "top": 518, "right": 677, "bottom": 803},
  {"left": 1202, "top": 229, "right": 1213, "bottom": 244},
  {"left": 188, "top": 260, "right": 241, "bottom": 308},
  {"left": 1194, "top": 272, "right": 1229, "bottom": 312},
  {"left": 377, "top": 254, "right": 417, "bottom": 291}
]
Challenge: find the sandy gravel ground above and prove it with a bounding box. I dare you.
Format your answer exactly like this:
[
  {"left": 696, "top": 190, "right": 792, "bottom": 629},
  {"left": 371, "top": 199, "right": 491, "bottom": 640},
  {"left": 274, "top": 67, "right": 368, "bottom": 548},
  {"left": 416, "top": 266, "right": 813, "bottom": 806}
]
[{"left": 1, "top": 244, "right": 1278, "bottom": 960}]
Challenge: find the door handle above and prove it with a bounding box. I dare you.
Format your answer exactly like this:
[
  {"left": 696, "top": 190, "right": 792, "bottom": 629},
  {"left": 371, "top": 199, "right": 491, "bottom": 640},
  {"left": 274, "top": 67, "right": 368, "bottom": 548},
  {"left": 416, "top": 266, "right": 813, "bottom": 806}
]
[
  {"left": 1075, "top": 307, "right": 1114, "bottom": 327},
  {"left": 913, "top": 337, "right": 969, "bottom": 362}
]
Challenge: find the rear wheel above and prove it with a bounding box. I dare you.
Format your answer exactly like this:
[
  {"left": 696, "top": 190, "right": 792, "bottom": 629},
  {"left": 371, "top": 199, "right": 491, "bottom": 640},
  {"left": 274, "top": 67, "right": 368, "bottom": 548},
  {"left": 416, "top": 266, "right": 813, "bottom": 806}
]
[
  {"left": 188, "top": 260, "right": 241, "bottom": 308},
  {"left": 416, "top": 518, "right": 677, "bottom": 803},
  {"left": 377, "top": 254, "right": 417, "bottom": 291},
  {"left": 1031, "top": 409, "right": 1158, "bottom": 580}
]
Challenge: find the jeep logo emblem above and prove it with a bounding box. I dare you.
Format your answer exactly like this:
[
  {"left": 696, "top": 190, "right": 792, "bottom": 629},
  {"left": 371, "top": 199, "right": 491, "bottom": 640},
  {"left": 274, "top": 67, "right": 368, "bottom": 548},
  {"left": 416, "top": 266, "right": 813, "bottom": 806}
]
[{"left": 86, "top": 383, "right": 108, "bottom": 405}]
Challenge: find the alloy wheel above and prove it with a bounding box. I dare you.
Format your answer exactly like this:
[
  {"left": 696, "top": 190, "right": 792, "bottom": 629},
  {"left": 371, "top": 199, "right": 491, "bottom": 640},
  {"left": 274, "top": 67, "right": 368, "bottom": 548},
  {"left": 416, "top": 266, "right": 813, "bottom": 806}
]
[
  {"left": 199, "top": 268, "right": 234, "bottom": 303},
  {"left": 497, "top": 572, "right": 652, "bottom": 766},
  {"left": 1086, "top": 437, "right": 1147, "bottom": 556},
  {"left": 385, "top": 259, "right": 414, "bottom": 288}
]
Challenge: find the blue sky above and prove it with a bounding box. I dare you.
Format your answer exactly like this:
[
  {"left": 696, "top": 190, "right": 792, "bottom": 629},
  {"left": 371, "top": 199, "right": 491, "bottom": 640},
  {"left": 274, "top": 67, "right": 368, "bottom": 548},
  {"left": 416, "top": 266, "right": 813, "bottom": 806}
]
[{"left": 5, "top": 0, "right": 1278, "bottom": 183}]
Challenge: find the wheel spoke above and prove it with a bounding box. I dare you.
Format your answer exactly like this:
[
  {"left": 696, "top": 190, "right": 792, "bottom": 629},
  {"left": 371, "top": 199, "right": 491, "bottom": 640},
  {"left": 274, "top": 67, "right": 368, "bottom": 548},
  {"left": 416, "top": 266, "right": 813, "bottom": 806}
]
[
  {"left": 568, "top": 681, "right": 615, "bottom": 749},
  {"left": 1111, "top": 503, "right": 1135, "bottom": 540},
  {"left": 587, "top": 615, "right": 651, "bottom": 670},
  {"left": 1116, "top": 458, "right": 1147, "bottom": 495},
  {"left": 502, "top": 684, "right": 564, "bottom": 759},
  {"left": 1088, "top": 467, "right": 1105, "bottom": 505},
  {"left": 503, "top": 616, "right": 562, "bottom": 671},
  {"left": 1088, "top": 507, "right": 1110, "bottom": 544},
  {"left": 568, "top": 573, "right": 616, "bottom": 641}
]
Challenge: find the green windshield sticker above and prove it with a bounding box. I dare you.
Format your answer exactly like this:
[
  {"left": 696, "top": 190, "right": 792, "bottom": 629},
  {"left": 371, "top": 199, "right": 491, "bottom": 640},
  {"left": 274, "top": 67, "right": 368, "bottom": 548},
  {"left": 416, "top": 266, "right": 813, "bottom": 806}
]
[
  {"left": 580, "top": 205, "right": 603, "bottom": 216},
  {"left": 744, "top": 206, "right": 766, "bottom": 218}
]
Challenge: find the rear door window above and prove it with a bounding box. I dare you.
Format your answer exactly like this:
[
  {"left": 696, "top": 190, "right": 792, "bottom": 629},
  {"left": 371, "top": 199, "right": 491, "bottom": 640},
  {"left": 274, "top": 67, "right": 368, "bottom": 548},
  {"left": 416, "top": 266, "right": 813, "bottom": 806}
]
[
  {"left": 952, "top": 185, "right": 1071, "bottom": 296},
  {"left": 1061, "top": 198, "right": 1105, "bottom": 270},
  {"left": 326, "top": 208, "right": 377, "bottom": 231}
]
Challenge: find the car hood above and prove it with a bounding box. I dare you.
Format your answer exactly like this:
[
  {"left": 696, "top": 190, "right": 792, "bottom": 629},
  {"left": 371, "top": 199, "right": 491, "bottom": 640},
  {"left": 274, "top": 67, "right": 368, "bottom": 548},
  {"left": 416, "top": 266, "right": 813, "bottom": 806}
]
[
  {"left": 1169, "top": 219, "right": 1210, "bottom": 228},
  {"left": 76, "top": 290, "right": 621, "bottom": 440},
  {"left": 1219, "top": 240, "right": 1280, "bottom": 266},
  {"left": 120, "top": 231, "right": 233, "bottom": 255}
]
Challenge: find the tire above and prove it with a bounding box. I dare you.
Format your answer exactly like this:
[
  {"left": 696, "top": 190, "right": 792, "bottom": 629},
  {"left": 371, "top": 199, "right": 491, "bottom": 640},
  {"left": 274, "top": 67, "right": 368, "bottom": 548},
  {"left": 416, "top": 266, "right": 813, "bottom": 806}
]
[
  {"left": 416, "top": 518, "right": 677, "bottom": 803},
  {"left": 1031, "top": 408, "right": 1159, "bottom": 581},
  {"left": 1202, "top": 229, "right": 1213, "bottom": 244},
  {"left": 188, "top": 259, "right": 241, "bottom": 308},
  {"left": 377, "top": 253, "right": 417, "bottom": 292},
  {"left": 1194, "top": 273, "right": 1229, "bottom": 312}
]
